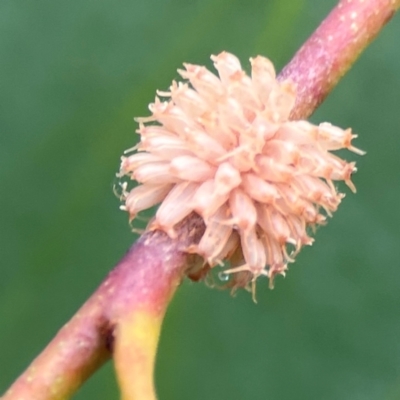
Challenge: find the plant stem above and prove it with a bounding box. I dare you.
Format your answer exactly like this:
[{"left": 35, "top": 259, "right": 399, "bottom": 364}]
[
  {"left": 1, "top": 216, "right": 205, "bottom": 400},
  {"left": 110, "top": 220, "right": 204, "bottom": 400},
  {"left": 1, "top": 286, "right": 111, "bottom": 400},
  {"left": 2, "top": 0, "right": 400, "bottom": 399},
  {"left": 279, "top": 0, "right": 400, "bottom": 119}
]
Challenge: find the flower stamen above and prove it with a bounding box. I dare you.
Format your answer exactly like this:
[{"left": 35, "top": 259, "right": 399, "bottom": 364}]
[{"left": 118, "top": 51, "right": 363, "bottom": 294}]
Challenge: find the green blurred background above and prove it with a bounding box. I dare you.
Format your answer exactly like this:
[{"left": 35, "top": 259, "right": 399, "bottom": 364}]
[{"left": 1, "top": 0, "right": 400, "bottom": 399}]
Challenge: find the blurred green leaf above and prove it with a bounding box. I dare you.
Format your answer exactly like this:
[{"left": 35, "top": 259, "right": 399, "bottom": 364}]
[{"left": 1, "top": 1, "right": 400, "bottom": 399}]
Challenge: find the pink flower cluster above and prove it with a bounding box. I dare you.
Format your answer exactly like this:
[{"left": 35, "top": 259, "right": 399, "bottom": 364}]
[{"left": 118, "top": 51, "right": 363, "bottom": 293}]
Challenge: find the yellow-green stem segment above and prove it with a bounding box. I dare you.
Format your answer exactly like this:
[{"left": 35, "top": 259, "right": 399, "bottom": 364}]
[{"left": 115, "top": 311, "right": 164, "bottom": 400}]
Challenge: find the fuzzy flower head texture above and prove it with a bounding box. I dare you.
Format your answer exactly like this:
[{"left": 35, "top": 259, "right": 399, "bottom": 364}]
[{"left": 118, "top": 51, "right": 364, "bottom": 294}]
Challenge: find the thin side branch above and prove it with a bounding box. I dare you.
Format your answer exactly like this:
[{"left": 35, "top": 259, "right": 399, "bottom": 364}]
[{"left": 2, "top": 216, "right": 205, "bottom": 400}]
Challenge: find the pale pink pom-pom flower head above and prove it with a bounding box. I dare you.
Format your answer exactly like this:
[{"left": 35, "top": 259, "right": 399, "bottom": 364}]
[{"left": 118, "top": 51, "right": 364, "bottom": 297}]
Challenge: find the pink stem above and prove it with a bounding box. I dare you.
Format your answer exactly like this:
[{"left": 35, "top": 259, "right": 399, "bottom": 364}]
[
  {"left": 2, "top": 216, "right": 205, "bottom": 400},
  {"left": 279, "top": 0, "right": 400, "bottom": 119}
]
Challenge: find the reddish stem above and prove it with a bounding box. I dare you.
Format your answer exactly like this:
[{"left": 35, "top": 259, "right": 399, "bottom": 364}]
[
  {"left": 279, "top": 0, "right": 400, "bottom": 119},
  {"left": 1, "top": 216, "right": 205, "bottom": 400}
]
